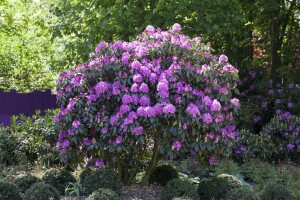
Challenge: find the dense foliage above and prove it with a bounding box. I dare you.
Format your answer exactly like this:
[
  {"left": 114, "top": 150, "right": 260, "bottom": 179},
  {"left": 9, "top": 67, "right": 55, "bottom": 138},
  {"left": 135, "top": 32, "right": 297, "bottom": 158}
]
[
  {"left": 0, "top": 180, "right": 21, "bottom": 200},
  {"left": 5, "top": 110, "right": 59, "bottom": 166},
  {"left": 261, "top": 182, "right": 293, "bottom": 200},
  {"left": 55, "top": 24, "right": 240, "bottom": 184},
  {"left": 23, "top": 182, "right": 60, "bottom": 200},
  {"left": 85, "top": 188, "right": 119, "bottom": 200},
  {"left": 198, "top": 174, "right": 243, "bottom": 199},
  {"left": 13, "top": 174, "right": 41, "bottom": 193},
  {"left": 226, "top": 187, "right": 259, "bottom": 200},
  {"left": 81, "top": 169, "right": 122, "bottom": 195},
  {"left": 0, "top": 125, "right": 23, "bottom": 166},
  {"left": 160, "top": 178, "right": 199, "bottom": 200},
  {"left": 148, "top": 164, "right": 179, "bottom": 186},
  {"left": 41, "top": 168, "right": 76, "bottom": 194}
]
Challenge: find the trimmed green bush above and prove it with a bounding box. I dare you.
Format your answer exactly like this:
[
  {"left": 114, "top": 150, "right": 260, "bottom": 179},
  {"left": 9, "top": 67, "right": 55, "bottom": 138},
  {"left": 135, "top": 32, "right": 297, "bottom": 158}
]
[
  {"left": 85, "top": 188, "right": 119, "bottom": 200},
  {"left": 13, "top": 174, "right": 41, "bottom": 193},
  {"left": 79, "top": 168, "right": 93, "bottom": 182},
  {"left": 0, "top": 180, "right": 21, "bottom": 200},
  {"left": 0, "top": 127, "right": 22, "bottom": 166},
  {"left": 226, "top": 187, "right": 259, "bottom": 200},
  {"left": 161, "top": 178, "right": 199, "bottom": 200},
  {"left": 81, "top": 169, "right": 122, "bottom": 195},
  {"left": 149, "top": 164, "right": 179, "bottom": 186},
  {"left": 23, "top": 182, "right": 60, "bottom": 200},
  {"left": 41, "top": 168, "right": 76, "bottom": 194},
  {"left": 261, "top": 182, "right": 293, "bottom": 200},
  {"left": 198, "top": 174, "right": 243, "bottom": 199}
]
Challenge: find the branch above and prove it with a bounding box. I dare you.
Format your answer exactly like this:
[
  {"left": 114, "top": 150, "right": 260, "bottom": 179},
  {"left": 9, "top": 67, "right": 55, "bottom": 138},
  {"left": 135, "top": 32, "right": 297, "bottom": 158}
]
[{"left": 279, "top": 0, "right": 297, "bottom": 42}]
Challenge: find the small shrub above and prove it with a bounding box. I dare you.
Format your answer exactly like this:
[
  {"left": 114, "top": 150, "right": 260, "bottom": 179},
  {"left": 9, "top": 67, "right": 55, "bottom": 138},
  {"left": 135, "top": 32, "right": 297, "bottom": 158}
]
[
  {"left": 65, "top": 182, "right": 83, "bottom": 197},
  {"left": 13, "top": 174, "right": 41, "bottom": 193},
  {"left": 261, "top": 182, "right": 293, "bottom": 200},
  {"left": 149, "top": 164, "right": 179, "bottom": 186},
  {"left": 79, "top": 168, "right": 93, "bottom": 182},
  {"left": 0, "top": 180, "right": 21, "bottom": 200},
  {"left": 81, "top": 168, "right": 122, "bottom": 195},
  {"left": 85, "top": 188, "right": 119, "bottom": 200},
  {"left": 41, "top": 168, "right": 76, "bottom": 194},
  {"left": 0, "top": 126, "right": 22, "bottom": 166},
  {"left": 23, "top": 182, "right": 60, "bottom": 200},
  {"left": 240, "top": 159, "right": 276, "bottom": 191},
  {"left": 226, "top": 187, "right": 259, "bottom": 200},
  {"left": 160, "top": 178, "right": 199, "bottom": 200},
  {"left": 198, "top": 174, "right": 243, "bottom": 199}
]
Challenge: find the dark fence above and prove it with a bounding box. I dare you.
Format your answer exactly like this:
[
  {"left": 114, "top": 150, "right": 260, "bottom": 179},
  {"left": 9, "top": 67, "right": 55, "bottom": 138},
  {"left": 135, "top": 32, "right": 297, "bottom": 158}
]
[{"left": 0, "top": 90, "right": 57, "bottom": 126}]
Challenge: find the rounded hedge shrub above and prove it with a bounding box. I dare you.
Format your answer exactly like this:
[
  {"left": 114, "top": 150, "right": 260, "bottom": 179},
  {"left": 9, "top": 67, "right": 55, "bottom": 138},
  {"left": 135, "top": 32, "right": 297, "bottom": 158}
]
[
  {"left": 0, "top": 180, "right": 21, "bottom": 200},
  {"left": 161, "top": 178, "right": 199, "bottom": 200},
  {"left": 23, "top": 182, "right": 60, "bottom": 200},
  {"left": 149, "top": 164, "right": 179, "bottom": 186},
  {"left": 85, "top": 188, "right": 119, "bottom": 200},
  {"left": 79, "top": 168, "right": 93, "bottom": 182},
  {"left": 226, "top": 187, "right": 259, "bottom": 200},
  {"left": 261, "top": 182, "right": 293, "bottom": 200},
  {"left": 13, "top": 174, "right": 41, "bottom": 193},
  {"left": 0, "top": 127, "right": 22, "bottom": 166},
  {"left": 41, "top": 168, "right": 76, "bottom": 194},
  {"left": 198, "top": 174, "right": 243, "bottom": 199},
  {"left": 81, "top": 169, "right": 122, "bottom": 195}
]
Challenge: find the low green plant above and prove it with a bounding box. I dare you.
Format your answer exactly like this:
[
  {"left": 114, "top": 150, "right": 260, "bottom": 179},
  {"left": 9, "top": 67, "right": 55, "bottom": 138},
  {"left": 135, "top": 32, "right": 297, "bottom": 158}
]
[
  {"left": 226, "top": 187, "right": 259, "bottom": 200},
  {"left": 149, "top": 164, "right": 179, "bottom": 186},
  {"left": 41, "top": 168, "right": 76, "bottom": 194},
  {"left": 0, "top": 180, "right": 22, "bottom": 200},
  {"left": 275, "top": 164, "right": 300, "bottom": 199},
  {"left": 8, "top": 110, "right": 60, "bottom": 166},
  {"left": 261, "top": 182, "right": 293, "bottom": 200},
  {"left": 81, "top": 168, "right": 122, "bottom": 195},
  {"left": 235, "top": 129, "right": 276, "bottom": 161},
  {"left": 79, "top": 168, "right": 93, "bottom": 182},
  {"left": 65, "top": 182, "right": 83, "bottom": 197},
  {"left": 240, "top": 159, "right": 276, "bottom": 191},
  {"left": 23, "top": 182, "right": 60, "bottom": 200},
  {"left": 160, "top": 178, "right": 199, "bottom": 200},
  {"left": 85, "top": 188, "right": 119, "bottom": 200},
  {"left": 0, "top": 125, "right": 23, "bottom": 166},
  {"left": 198, "top": 174, "right": 243, "bottom": 199},
  {"left": 215, "top": 159, "right": 240, "bottom": 175},
  {"left": 13, "top": 174, "right": 41, "bottom": 193}
]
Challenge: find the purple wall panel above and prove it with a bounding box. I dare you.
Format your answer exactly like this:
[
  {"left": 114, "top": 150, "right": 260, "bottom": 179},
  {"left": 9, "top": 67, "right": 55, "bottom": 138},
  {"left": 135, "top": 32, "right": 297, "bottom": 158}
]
[{"left": 0, "top": 90, "right": 57, "bottom": 126}]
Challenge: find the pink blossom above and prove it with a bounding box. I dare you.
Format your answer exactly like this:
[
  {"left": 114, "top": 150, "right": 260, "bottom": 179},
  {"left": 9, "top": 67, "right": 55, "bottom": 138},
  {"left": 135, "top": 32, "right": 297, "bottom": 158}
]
[
  {"left": 163, "top": 104, "right": 176, "bottom": 114},
  {"left": 172, "top": 23, "right": 182, "bottom": 31},
  {"left": 95, "top": 159, "right": 105, "bottom": 168},
  {"left": 186, "top": 103, "right": 200, "bottom": 117},
  {"left": 209, "top": 156, "right": 217, "bottom": 165},
  {"left": 115, "top": 136, "right": 122, "bottom": 144},
  {"left": 72, "top": 120, "right": 81, "bottom": 128},
  {"left": 211, "top": 99, "right": 221, "bottom": 111},
  {"left": 219, "top": 54, "right": 228, "bottom": 63},
  {"left": 139, "top": 83, "right": 149, "bottom": 93},
  {"left": 133, "top": 126, "right": 144, "bottom": 136},
  {"left": 203, "top": 113, "right": 213, "bottom": 124}
]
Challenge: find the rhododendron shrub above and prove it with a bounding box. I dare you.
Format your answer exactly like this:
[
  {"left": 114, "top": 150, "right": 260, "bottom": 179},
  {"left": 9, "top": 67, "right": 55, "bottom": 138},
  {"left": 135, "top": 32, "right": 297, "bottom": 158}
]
[{"left": 55, "top": 24, "right": 240, "bottom": 184}]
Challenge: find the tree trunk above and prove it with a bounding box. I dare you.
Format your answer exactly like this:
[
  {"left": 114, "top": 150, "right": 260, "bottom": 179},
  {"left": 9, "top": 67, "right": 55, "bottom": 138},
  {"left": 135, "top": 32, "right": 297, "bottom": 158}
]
[
  {"left": 270, "top": 0, "right": 282, "bottom": 79},
  {"left": 141, "top": 138, "right": 160, "bottom": 185}
]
